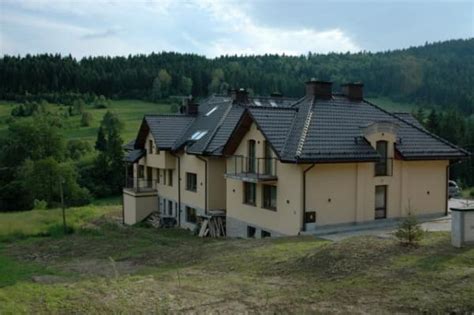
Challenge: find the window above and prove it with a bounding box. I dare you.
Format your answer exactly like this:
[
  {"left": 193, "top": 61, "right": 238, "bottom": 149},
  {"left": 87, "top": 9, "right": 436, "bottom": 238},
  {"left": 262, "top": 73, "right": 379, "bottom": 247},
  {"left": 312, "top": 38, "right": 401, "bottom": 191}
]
[
  {"left": 262, "top": 185, "right": 277, "bottom": 210},
  {"left": 264, "top": 141, "right": 273, "bottom": 175},
  {"left": 138, "top": 165, "right": 144, "bottom": 178},
  {"left": 375, "top": 140, "right": 388, "bottom": 176},
  {"left": 190, "top": 130, "right": 208, "bottom": 140},
  {"left": 205, "top": 106, "right": 218, "bottom": 116},
  {"left": 375, "top": 185, "right": 387, "bottom": 219},
  {"left": 248, "top": 140, "right": 256, "bottom": 173},
  {"left": 156, "top": 168, "right": 160, "bottom": 184},
  {"left": 146, "top": 167, "right": 153, "bottom": 181},
  {"left": 168, "top": 169, "right": 173, "bottom": 187},
  {"left": 261, "top": 230, "right": 271, "bottom": 238},
  {"left": 247, "top": 226, "right": 256, "bottom": 238},
  {"left": 186, "top": 206, "right": 197, "bottom": 223},
  {"left": 163, "top": 169, "right": 167, "bottom": 185},
  {"left": 186, "top": 172, "right": 197, "bottom": 192},
  {"left": 168, "top": 200, "right": 173, "bottom": 216},
  {"left": 148, "top": 139, "right": 153, "bottom": 154},
  {"left": 243, "top": 182, "right": 256, "bottom": 206}
]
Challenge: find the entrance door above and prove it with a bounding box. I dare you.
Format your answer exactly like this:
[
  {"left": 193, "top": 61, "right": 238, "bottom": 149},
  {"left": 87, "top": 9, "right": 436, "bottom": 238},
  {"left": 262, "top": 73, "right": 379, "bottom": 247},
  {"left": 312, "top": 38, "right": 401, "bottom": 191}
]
[{"left": 375, "top": 185, "right": 387, "bottom": 219}]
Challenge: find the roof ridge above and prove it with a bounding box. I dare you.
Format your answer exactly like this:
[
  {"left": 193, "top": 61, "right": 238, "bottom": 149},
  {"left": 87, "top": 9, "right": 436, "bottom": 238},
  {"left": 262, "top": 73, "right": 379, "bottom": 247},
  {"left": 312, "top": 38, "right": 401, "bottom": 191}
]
[
  {"left": 244, "top": 105, "right": 298, "bottom": 111},
  {"left": 290, "top": 96, "right": 308, "bottom": 108},
  {"left": 171, "top": 115, "right": 197, "bottom": 150},
  {"left": 295, "top": 97, "right": 315, "bottom": 158},
  {"left": 363, "top": 100, "right": 470, "bottom": 156},
  {"left": 145, "top": 113, "right": 191, "bottom": 117},
  {"left": 201, "top": 104, "right": 234, "bottom": 153}
]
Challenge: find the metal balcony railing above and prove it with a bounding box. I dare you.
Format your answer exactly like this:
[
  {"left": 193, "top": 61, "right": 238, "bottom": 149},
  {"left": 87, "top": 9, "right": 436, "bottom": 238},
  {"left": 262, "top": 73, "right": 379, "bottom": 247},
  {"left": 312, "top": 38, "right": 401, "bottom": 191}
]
[
  {"left": 374, "top": 158, "right": 394, "bottom": 177},
  {"left": 124, "top": 177, "right": 157, "bottom": 193},
  {"left": 226, "top": 156, "right": 278, "bottom": 181}
]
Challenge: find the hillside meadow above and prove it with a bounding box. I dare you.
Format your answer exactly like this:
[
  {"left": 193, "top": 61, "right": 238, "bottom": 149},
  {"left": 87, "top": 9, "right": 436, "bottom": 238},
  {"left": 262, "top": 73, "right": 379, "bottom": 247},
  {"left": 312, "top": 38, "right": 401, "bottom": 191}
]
[
  {"left": 0, "top": 201, "right": 473, "bottom": 313},
  {"left": 0, "top": 97, "right": 415, "bottom": 145},
  {"left": 0, "top": 99, "right": 172, "bottom": 144}
]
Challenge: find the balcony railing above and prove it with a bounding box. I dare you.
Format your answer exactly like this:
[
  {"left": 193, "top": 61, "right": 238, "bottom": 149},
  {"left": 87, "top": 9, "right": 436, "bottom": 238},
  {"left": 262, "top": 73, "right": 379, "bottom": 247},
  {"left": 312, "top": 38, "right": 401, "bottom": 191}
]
[
  {"left": 124, "top": 177, "right": 157, "bottom": 193},
  {"left": 225, "top": 156, "right": 278, "bottom": 182},
  {"left": 374, "top": 158, "right": 393, "bottom": 177}
]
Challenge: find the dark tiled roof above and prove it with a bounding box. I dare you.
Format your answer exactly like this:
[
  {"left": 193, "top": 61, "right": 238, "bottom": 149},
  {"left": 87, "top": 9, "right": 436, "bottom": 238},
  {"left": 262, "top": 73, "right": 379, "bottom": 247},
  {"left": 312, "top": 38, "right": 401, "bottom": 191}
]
[
  {"left": 123, "top": 140, "right": 135, "bottom": 151},
  {"left": 144, "top": 115, "right": 194, "bottom": 149},
  {"left": 123, "top": 149, "right": 145, "bottom": 163},
  {"left": 133, "top": 93, "right": 468, "bottom": 163},
  {"left": 392, "top": 112, "right": 425, "bottom": 129},
  {"left": 248, "top": 107, "right": 298, "bottom": 157}
]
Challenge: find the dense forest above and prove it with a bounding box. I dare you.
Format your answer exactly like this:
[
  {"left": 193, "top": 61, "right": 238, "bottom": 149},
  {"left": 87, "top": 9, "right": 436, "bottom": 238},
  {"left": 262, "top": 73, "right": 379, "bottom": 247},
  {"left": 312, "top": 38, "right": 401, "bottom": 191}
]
[
  {"left": 1, "top": 39, "right": 473, "bottom": 114},
  {"left": 0, "top": 39, "right": 473, "bottom": 211}
]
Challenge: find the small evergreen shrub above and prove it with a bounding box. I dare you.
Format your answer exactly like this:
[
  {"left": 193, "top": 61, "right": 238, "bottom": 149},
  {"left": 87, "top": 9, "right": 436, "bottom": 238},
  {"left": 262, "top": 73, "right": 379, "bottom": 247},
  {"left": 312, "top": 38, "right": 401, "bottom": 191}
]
[{"left": 395, "top": 213, "right": 424, "bottom": 246}]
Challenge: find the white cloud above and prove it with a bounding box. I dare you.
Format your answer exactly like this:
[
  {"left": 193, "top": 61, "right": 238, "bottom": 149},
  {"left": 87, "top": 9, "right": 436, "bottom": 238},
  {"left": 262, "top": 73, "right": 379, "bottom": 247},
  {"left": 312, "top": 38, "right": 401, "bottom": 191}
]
[
  {"left": 196, "top": 0, "right": 360, "bottom": 57},
  {"left": 1, "top": 0, "right": 360, "bottom": 57}
]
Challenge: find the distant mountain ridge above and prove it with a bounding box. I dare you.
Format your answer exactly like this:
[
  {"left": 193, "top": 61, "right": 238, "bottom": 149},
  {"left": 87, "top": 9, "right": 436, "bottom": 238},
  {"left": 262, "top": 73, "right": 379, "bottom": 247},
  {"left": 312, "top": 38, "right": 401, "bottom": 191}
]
[{"left": 1, "top": 38, "right": 473, "bottom": 114}]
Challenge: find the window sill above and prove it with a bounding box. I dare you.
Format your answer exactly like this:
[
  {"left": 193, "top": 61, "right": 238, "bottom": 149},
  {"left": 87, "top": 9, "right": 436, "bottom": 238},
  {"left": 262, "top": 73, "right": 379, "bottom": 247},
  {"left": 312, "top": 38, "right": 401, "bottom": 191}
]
[
  {"left": 262, "top": 206, "right": 277, "bottom": 212},
  {"left": 243, "top": 202, "right": 256, "bottom": 207},
  {"left": 186, "top": 189, "right": 197, "bottom": 193}
]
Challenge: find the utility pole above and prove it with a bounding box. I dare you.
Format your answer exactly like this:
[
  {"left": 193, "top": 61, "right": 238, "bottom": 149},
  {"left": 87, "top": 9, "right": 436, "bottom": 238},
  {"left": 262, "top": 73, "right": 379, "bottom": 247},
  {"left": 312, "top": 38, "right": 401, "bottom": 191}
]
[{"left": 59, "top": 176, "right": 67, "bottom": 234}]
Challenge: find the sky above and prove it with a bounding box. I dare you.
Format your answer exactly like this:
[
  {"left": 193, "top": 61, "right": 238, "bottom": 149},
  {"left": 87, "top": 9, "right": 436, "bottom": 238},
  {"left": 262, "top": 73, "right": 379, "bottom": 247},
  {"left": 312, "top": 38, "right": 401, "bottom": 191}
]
[{"left": 0, "top": 0, "right": 473, "bottom": 58}]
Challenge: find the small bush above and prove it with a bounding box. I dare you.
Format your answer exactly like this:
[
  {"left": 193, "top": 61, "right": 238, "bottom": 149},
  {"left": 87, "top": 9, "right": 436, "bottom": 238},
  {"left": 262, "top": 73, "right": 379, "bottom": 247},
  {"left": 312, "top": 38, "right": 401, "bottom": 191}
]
[
  {"left": 33, "top": 199, "right": 48, "bottom": 210},
  {"left": 80, "top": 111, "right": 93, "bottom": 127},
  {"left": 395, "top": 213, "right": 424, "bottom": 246}
]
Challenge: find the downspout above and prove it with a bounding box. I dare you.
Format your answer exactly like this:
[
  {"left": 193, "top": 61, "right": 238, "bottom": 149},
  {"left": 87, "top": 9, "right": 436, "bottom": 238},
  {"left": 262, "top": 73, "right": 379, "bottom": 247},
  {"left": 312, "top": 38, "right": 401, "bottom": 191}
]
[
  {"left": 302, "top": 163, "right": 315, "bottom": 232},
  {"left": 171, "top": 153, "right": 181, "bottom": 226},
  {"left": 196, "top": 156, "right": 208, "bottom": 215}
]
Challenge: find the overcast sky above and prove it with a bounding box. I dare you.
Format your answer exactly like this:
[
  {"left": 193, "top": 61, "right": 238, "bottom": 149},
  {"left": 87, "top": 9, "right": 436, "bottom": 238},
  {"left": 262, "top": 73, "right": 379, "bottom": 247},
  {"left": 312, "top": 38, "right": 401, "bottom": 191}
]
[{"left": 1, "top": 0, "right": 473, "bottom": 58}]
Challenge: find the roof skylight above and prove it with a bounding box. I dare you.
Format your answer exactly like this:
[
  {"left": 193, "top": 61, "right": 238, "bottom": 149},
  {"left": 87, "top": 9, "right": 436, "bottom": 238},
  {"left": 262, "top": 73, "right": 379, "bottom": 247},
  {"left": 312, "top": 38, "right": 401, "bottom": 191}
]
[
  {"left": 270, "top": 100, "right": 277, "bottom": 107},
  {"left": 190, "top": 130, "right": 208, "bottom": 140},
  {"left": 205, "top": 106, "right": 218, "bottom": 116},
  {"left": 254, "top": 100, "right": 262, "bottom": 106}
]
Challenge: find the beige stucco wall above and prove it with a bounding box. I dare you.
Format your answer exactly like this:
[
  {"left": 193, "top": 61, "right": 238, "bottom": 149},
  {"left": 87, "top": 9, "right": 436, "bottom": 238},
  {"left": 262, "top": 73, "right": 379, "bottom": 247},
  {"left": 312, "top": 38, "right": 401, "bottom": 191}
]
[
  {"left": 123, "top": 189, "right": 158, "bottom": 225},
  {"left": 226, "top": 122, "right": 449, "bottom": 236},
  {"left": 207, "top": 157, "right": 227, "bottom": 210},
  {"left": 144, "top": 133, "right": 176, "bottom": 169},
  {"left": 304, "top": 159, "right": 448, "bottom": 227},
  {"left": 226, "top": 123, "right": 303, "bottom": 235}
]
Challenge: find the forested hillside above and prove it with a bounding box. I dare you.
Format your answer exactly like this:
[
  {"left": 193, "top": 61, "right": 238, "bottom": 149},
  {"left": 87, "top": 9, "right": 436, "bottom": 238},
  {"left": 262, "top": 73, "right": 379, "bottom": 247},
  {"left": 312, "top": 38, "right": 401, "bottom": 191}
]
[{"left": 1, "top": 39, "right": 473, "bottom": 114}]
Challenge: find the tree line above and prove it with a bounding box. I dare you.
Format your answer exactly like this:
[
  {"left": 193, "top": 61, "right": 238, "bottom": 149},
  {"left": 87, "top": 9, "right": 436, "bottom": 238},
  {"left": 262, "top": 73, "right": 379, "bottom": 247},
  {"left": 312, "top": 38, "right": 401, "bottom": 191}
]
[
  {"left": 0, "top": 111, "right": 124, "bottom": 211},
  {"left": 1, "top": 39, "right": 473, "bottom": 114}
]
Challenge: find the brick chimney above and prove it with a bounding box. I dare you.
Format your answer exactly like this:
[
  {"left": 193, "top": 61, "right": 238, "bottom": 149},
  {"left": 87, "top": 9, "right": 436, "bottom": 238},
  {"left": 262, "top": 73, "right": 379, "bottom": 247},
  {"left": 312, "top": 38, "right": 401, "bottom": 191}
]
[
  {"left": 305, "top": 79, "right": 332, "bottom": 99},
  {"left": 180, "top": 96, "right": 199, "bottom": 115},
  {"left": 341, "top": 82, "right": 364, "bottom": 101},
  {"left": 232, "top": 88, "right": 249, "bottom": 104}
]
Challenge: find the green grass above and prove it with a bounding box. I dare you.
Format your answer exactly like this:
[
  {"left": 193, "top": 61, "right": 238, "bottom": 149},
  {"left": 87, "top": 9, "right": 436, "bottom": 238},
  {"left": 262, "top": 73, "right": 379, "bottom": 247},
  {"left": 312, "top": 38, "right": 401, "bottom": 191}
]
[
  {"left": 0, "top": 99, "right": 171, "bottom": 143},
  {"left": 0, "top": 203, "right": 473, "bottom": 313},
  {"left": 367, "top": 97, "right": 419, "bottom": 112},
  {"left": 0, "top": 199, "right": 121, "bottom": 242}
]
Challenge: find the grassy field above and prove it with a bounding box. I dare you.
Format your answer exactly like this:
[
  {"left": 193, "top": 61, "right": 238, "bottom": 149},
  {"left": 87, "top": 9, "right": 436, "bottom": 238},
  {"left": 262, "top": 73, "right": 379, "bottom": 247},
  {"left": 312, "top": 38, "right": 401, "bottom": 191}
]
[
  {"left": 367, "top": 97, "right": 419, "bottom": 113},
  {"left": 0, "top": 99, "right": 171, "bottom": 144},
  {"left": 0, "top": 204, "right": 473, "bottom": 313}
]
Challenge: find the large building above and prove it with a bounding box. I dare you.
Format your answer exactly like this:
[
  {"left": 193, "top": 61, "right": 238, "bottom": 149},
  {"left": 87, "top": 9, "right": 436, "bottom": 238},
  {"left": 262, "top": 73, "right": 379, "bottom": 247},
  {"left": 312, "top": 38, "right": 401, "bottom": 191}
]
[{"left": 123, "top": 80, "right": 469, "bottom": 237}]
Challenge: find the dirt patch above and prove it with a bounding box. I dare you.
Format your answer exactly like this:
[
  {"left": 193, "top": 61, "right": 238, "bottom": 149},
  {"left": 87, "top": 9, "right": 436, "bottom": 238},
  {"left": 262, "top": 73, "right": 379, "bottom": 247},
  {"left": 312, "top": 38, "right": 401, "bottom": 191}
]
[
  {"left": 31, "top": 275, "right": 67, "bottom": 284},
  {"left": 61, "top": 258, "right": 139, "bottom": 277}
]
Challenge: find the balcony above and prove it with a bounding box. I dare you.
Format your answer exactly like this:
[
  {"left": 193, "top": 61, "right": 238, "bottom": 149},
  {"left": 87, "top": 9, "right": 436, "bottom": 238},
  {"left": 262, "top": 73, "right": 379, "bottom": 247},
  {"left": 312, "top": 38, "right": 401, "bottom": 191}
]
[
  {"left": 225, "top": 156, "right": 278, "bottom": 182},
  {"left": 374, "top": 158, "right": 393, "bottom": 177},
  {"left": 124, "top": 177, "right": 157, "bottom": 193}
]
